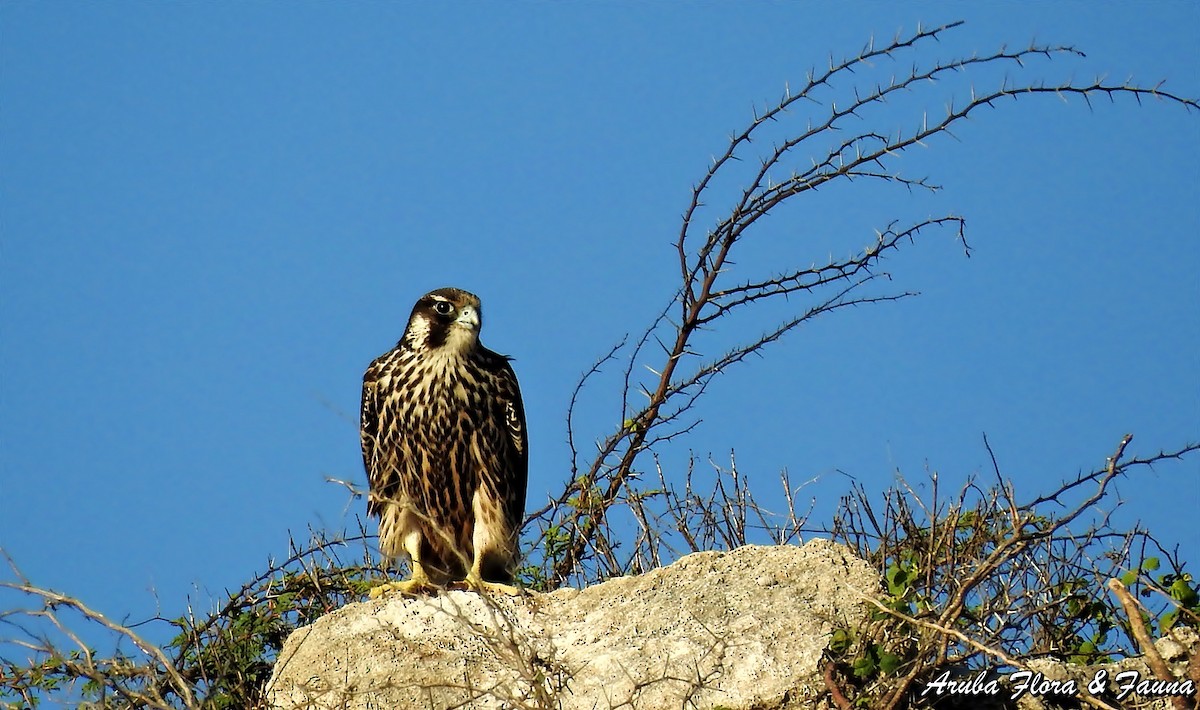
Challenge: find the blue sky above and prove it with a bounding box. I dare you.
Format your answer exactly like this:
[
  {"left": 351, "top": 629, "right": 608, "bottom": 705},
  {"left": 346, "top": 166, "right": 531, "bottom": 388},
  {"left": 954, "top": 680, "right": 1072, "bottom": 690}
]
[{"left": 2, "top": 2, "right": 1197, "bottom": 655}]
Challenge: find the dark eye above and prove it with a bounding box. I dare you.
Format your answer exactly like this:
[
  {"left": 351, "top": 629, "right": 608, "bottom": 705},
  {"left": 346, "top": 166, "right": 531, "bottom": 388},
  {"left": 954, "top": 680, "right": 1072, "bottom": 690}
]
[{"left": 433, "top": 301, "right": 454, "bottom": 316}]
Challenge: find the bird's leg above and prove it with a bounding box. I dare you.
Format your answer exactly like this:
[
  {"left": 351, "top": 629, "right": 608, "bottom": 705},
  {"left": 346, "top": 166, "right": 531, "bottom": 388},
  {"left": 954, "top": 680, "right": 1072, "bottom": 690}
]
[
  {"left": 450, "top": 553, "right": 526, "bottom": 596},
  {"left": 370, "top": 534, "right": 440, "bottom": 598}
]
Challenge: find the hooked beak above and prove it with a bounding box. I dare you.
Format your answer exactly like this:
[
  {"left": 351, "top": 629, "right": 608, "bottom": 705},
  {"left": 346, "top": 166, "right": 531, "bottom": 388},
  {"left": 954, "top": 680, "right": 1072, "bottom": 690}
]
[{"left": 456, "top": 305, "right": 480, "bottom": 331}]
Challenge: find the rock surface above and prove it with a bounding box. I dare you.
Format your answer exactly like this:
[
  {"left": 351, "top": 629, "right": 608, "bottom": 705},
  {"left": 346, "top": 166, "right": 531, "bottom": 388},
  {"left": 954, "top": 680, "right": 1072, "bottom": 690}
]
[{"left": 265, "top": 540, "right": 879, "bottom": 709}]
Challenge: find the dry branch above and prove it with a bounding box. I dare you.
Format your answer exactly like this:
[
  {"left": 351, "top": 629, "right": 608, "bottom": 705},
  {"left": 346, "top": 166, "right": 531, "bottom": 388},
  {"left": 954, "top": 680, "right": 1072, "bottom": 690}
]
[{"left": 530, "top": 18, "right": 1197, "bottom": 590}]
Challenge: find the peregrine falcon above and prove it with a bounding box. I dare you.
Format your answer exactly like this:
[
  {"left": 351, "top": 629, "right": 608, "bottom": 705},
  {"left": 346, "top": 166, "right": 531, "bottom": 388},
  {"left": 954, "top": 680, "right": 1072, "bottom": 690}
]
[{"left": 360, "top": 287, "right": 528, "bottom": 596}]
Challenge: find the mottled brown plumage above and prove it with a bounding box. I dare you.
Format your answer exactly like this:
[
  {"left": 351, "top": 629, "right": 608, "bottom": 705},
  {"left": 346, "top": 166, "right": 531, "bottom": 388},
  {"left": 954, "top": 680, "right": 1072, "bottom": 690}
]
[{"left": 360, "top": 287, "right": 528, "bottom": 595}]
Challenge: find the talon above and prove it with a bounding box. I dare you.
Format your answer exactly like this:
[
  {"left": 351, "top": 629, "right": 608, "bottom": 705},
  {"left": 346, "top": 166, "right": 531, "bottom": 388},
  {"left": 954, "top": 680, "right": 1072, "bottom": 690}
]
[{"left": 369, "top": 578, "right": 439, "bottom": 598}]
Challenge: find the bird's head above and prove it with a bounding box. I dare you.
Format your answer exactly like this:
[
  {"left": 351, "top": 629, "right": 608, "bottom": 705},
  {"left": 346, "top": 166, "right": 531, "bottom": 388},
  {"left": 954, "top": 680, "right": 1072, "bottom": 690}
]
[{"left": 403, "top": 287, "right": 483, "bottom": 354}]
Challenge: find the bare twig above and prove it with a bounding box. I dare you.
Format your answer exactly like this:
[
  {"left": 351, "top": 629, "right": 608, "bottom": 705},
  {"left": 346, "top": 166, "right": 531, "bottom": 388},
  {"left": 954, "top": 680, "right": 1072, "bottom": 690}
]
[{"left": 536, "top": 18, "right": 1199, "bottom": 590}]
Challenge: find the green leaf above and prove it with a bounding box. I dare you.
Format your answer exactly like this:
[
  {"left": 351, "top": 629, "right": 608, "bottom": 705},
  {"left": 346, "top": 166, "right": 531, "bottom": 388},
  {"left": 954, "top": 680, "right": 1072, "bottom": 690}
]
[
  {"left": 852, "top": 654, "right": 877, "bottom": 679},
  {"left": 828, "top": 628, "right": 853, "bottom": 655}
]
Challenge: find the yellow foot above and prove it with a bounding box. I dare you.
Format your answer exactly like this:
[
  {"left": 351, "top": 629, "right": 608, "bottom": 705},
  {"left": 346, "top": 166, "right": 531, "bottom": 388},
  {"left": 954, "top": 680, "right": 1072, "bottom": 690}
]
[
  {"left": 450, "top": 577, "right": 527, "bottom": 597},
  {"left": 368, "top": 578, "right": 439, "bottom": 599}
]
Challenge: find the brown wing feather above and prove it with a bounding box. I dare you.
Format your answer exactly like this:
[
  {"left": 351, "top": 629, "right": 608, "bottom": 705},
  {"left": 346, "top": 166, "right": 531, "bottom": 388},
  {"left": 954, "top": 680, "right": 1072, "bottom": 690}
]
[
  {"left": 493, "top": 354, "right": 529, "bottom": 537},
  {"left": 360, "top": 355, "right": 394, "bottom": 519}
]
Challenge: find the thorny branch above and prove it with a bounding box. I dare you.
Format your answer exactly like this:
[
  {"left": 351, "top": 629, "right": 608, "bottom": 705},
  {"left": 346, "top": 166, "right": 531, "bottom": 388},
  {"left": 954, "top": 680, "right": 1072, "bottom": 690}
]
[
  {"left": 1, "top": 552, "right": 197, "bottom": 709},
  {"left": 1, "top": 526, "right": 383, "bottom": 708},
  {"left": 527, "top": 20, "right": 1199, "bottom": 589},
  {"left": 828, "top": 436, "right": 1200, "bottom": 709}
]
